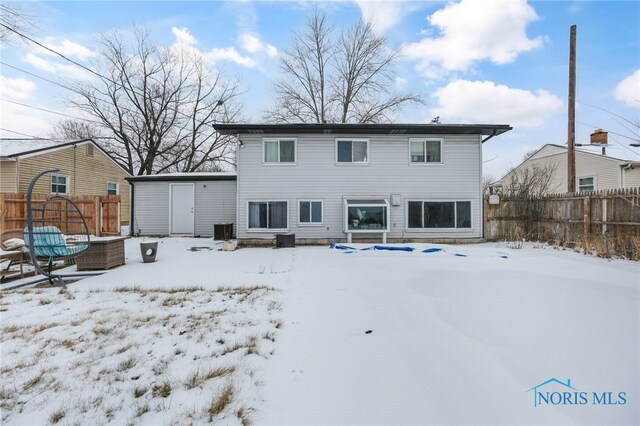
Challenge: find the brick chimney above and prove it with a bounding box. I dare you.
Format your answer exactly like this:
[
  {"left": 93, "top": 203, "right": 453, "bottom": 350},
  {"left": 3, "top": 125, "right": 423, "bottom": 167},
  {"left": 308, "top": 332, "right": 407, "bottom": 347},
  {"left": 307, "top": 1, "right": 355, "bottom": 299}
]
[{"left": 590, "top": 129, "right": 608, "bottom": 145}]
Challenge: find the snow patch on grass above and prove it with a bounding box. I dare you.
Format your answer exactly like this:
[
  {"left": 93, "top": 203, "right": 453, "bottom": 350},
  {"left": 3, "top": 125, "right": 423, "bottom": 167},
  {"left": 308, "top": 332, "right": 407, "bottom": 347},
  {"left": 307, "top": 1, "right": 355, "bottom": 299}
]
[{"left": 1, "top": 285, "right": 281, "bottom": 425}]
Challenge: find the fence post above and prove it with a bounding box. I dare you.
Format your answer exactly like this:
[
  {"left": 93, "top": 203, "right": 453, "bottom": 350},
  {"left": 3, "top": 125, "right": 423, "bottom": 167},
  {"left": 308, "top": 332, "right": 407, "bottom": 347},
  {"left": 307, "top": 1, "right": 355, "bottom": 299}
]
[
  {"left": 583, "top": 196, "right": 591, "bottom": 235},
  {"left": 602, "top": 198, "right": 607, "bottom": 235},
  {"left": 0, "top": 193, "right": 5, "bottom": 231},
  {"left": 94, "top": 196, "right": 101, "bottom": 237}
]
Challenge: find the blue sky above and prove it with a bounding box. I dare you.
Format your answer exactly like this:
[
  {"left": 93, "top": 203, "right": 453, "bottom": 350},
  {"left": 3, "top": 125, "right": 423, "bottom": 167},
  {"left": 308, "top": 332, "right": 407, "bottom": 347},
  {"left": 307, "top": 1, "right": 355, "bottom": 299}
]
[{"left": 1, "top": 0, "right": 638, "bottom": 178}]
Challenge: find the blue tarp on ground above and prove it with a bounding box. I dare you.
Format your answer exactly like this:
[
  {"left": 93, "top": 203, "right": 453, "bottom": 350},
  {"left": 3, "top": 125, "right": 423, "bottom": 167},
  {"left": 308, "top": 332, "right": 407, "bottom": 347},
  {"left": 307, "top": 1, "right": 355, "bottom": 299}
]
[
  {"left": 372, "top": 245, "right": 415, "bottom": 252},
  {"left": 329, "top": 243, "right": 357, "bottom": 250},
  {"left": 454, "top": 253, "right": 467, "bottom": 257},
  {"left": 422, "top": 248, "right": 443, "bottom": 253}
]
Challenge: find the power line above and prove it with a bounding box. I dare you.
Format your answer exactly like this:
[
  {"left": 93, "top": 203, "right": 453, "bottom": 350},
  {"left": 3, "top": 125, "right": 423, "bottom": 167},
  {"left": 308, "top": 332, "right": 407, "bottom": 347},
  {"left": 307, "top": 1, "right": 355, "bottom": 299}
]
[
  {"left": 0, "top": 127, "right": 41, "bottom": 138},
  {"left": 577, "top": 121, "right": 639, "bottom": 143},
  {"left": 577, "top": 100, "right": 639, "bottom": 130},
  {"left": 1, "top": 98, "right": 103, "bottom": 124},
  {"left": 1, "top": 61, "right": 76, "bottom": 92}
]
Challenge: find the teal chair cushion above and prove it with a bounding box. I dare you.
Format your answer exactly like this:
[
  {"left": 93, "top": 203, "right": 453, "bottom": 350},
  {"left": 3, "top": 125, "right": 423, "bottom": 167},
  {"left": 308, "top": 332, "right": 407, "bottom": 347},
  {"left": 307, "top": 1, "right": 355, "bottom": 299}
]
[{"left": 23, "top": 226, "right": 87, "bottom": 260}]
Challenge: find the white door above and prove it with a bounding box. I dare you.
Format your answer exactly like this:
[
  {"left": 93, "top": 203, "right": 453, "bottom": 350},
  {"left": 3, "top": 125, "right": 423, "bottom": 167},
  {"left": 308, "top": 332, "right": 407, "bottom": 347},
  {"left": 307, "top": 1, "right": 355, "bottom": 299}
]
[{"left": 170, "top": 184, "right": 194, "bottom": 234}]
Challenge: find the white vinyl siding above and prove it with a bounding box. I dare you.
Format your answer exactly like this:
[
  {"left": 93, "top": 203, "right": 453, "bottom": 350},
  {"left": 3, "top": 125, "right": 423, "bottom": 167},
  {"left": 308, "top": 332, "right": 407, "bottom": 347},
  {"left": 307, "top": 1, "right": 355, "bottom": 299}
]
[
  {"left": 237, "top": 133, "right": 483, "bottom": 240},
  {"left": 132, "top": 180, "right": 236, "bottom": 237}
]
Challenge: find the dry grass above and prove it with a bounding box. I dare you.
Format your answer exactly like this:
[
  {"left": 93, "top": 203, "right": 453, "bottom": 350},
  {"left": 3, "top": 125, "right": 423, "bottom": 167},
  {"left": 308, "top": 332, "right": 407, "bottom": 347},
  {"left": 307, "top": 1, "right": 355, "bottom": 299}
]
[
  {"left": 116, "top": 356, "right": 137, "bottom": 372},
  {"left": 49, "top": 408, "right": 65, "bottom": 424},
  {"left": 23, "top": 369, "right": 46, "bottom": 391},
  {"left": 207, "top": 382, "right": 234, "bottom": 421},
  {"left": 152, "top": 380, "right": 172, "bottom": 398},
  {"left": 184, "top": 366, "right": 236, "bottom": 389},
  {"left": 133, "top": 386, "right": 146, "bottom": 398}
]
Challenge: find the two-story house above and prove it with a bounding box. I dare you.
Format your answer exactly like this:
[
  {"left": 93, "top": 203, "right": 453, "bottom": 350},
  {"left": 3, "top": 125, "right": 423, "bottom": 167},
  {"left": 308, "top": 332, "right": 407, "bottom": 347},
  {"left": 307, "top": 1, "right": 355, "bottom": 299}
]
[{"left": 211, "top": 123, "right": 511, "bottom": 243}]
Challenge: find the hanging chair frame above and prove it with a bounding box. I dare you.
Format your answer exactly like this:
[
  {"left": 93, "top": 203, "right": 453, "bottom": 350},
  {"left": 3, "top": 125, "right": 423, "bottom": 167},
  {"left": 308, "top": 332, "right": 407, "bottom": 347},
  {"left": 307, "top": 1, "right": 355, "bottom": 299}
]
[{"left": 25, "top": 169, "right": 105, "bottom": 286}]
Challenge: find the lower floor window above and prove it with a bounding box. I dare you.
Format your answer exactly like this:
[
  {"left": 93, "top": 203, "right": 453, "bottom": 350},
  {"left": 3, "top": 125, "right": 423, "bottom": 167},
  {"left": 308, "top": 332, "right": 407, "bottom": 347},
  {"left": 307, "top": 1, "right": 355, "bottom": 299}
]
[
  {"left": 408, "top": 201, "right": 471, "bottom": 229},
  {"left": 248, "top": 201, "right": 288, "bottom": 229},
  {"left": 345, "top": 199, "right": 389, "bottom": 231},
  {"left": 299, "top": 200, "right": 322, "bottom": 224},
  {"left": 578, "top": 176, "right": 594, "bottom": 192}
]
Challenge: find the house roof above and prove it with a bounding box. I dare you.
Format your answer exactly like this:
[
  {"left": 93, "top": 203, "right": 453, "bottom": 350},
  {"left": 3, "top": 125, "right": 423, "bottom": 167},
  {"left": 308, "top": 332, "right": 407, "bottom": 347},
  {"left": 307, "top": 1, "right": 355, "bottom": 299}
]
[
  {"left": 0, "top": 138, "right": 77, "bottom": 157},
  {"left": 539, "top": 143, "right": 636, "bottom": 163},
  {"left": 213, "top": 123, "right": 512, "bottom": 141},
  {"left": 127, "top": 172, "right": 237, "bottom": 182},
  {"left": 0, "top": 138, "right": 131, "bottom": 176}
]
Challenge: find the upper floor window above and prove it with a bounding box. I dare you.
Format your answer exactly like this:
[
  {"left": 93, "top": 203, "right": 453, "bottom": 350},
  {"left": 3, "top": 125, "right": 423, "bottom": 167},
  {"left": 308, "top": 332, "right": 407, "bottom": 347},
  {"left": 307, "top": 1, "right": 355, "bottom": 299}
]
[
  {"left": 264, "top": 139, "right": 296, "bottom": 164},
  {"left": 107, "top": 181, "right": 119, "bottom": 195},
  {"left": 578, "top": 176, "right": 594, "bottom": 192},
  {"left": 86, "top": 144, "right": 94, "bottom": 157},
  {"left": 410, "top": 139, "right": 442, "bottom": 163},
  {"left": 336, "top": 139, "right": 369, "bottom": 164},
  {"left": 51, "top": 174, "right": 69, "bottom": 194}
]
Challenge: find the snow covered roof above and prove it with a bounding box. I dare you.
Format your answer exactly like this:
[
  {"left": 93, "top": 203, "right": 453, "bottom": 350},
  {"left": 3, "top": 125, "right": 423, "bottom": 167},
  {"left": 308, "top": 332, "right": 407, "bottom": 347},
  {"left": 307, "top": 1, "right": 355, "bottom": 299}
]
[
  {"left": 0, "top": 139, "right": 91, "bottom": 158},
  {"left": 127, "top": 172, "right": 237, "bottom": 182}
]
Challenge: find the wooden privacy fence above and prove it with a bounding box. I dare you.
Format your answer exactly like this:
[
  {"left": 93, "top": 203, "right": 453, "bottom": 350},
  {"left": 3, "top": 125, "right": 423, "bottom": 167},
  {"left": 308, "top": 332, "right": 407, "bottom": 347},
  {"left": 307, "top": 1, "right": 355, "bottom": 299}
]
[
  {"left": 0, "top": 193, "right": 121, "bottom": 236},
  {"left": 484, "top": 187, "right": 640, "bottom": 259}
]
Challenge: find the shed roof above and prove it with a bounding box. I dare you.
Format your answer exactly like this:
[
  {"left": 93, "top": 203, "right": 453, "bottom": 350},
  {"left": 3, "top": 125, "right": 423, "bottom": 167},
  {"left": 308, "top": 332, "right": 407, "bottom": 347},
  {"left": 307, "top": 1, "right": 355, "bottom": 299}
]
[
  {"left": 127, "top": 172, "right": 237, "bottom": 182},
  {"left": 213, "top": 123, "right": 512, "bottom": 140}
]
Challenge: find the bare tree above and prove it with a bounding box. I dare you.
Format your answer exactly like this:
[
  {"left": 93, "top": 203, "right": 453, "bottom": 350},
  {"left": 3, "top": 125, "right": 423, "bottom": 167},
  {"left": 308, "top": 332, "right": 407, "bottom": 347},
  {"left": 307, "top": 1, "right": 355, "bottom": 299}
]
[
  {"left": 482, "top": 174, "right": 495, "bottom": 196},
  {"left": 0, "top": 4, "right": 36, "bottom": 43},
  {"left": 504, "top": 162, "right": 560, "bottom": 197},
  {"left": 50, "top": 119, "right": 102, "bottom": 140},
  {"left": 265, "top": 10, "right": 422, "bottom": 123},
  {"left": 69, "top": 28, "right": 242, "bottom": 175}
]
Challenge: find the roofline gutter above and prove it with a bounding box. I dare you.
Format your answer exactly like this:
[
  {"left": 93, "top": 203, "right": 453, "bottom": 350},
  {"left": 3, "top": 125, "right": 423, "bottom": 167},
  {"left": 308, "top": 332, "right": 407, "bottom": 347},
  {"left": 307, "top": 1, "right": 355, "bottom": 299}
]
[{"left": 481, "top": 129, "right": 499, "bottom": 144}]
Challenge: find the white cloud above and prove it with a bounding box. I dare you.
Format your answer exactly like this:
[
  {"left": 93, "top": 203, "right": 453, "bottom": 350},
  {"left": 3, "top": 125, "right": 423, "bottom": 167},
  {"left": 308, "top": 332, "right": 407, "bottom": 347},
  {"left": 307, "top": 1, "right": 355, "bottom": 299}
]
[
  {"left": 615, "top": 69, "right": 640, "bottom": 109},
  {"left": 403, "top": 0, "right": 544, "bottom": 76},
  {"left": 206, "top": 47, "right": 256, "bottom": 68},
  {"left": 0, "top": 99, "right": 52, "bottom": 138},
  {"left": 38, "top": 38, "right": 97, "bottom": 60},
  {"left": 431, "top": 79, "right": 563, "bottom": 127},
  {"left": 238, "top": 33, "right": 278, "bottom": 58},
  {"left": 171, "top": 27, "right": 198, "bottom": 46},
  {"left": 395, "top": 76, "right": 408, "bottom": 88},
  {"left": 22, "top": 53, "right": 94, "bottom": 81},
  {"left": 0, "top": 76, "right": 37, "bottom": 100},
  {"left": 355, "top": 0, "right": 408, "bottom": 34}
]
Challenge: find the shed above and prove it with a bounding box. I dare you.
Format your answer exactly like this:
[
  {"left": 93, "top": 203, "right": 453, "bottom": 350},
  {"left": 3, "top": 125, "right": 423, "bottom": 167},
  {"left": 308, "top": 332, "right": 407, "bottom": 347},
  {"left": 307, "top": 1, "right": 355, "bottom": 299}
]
[{"left": 126, "top": 172, "right": 236, "bottom": 237}]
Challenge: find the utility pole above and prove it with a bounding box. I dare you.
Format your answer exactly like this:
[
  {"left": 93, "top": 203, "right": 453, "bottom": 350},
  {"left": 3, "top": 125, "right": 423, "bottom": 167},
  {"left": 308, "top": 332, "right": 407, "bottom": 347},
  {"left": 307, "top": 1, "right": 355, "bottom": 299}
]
[{"left": 567, "top": 25, "right": 577, "bottom": 193}]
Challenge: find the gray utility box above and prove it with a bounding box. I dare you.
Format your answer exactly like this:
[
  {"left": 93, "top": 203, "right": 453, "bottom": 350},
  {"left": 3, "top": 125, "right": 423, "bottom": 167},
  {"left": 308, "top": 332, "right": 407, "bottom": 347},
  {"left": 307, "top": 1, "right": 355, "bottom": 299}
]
[
  {"left": 214, "top": 223, "right": 234, "bottom": 241},
  {"left": 275, "top": 233, "right": 295, "bottom": 248}
]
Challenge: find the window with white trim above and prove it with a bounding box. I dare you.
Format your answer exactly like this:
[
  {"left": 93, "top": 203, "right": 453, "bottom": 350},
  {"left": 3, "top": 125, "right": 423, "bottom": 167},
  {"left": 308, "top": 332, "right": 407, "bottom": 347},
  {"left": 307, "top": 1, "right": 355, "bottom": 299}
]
[
  {"left": 299, "top": 200, "right": 322, "bottom": 225},
  {"left": 248, "top": 201, "right": 288, "bottom": 230},
  {"left": 107, "top": 181, "right": 119, "bottom": 195},
  {"left": 264, "top": 139, "right": 296, "bottom": 163},
  {"left": 51, "top": 174, "right": 69, "bottom": 194},
  {"left": 345, "top": 199, "right": 389, "bottom": 232},
  {"left": 408, "top": 201, "right": 471, "bottom": 229},
  {"left": 578, "top": 176, "right": 594, "bottom": 192},
  {"left": 410, "top": 139, "right": 442, "bottom": 163},
  {"left": 336, "top": 139, "right": 369, "bottom": 163}
]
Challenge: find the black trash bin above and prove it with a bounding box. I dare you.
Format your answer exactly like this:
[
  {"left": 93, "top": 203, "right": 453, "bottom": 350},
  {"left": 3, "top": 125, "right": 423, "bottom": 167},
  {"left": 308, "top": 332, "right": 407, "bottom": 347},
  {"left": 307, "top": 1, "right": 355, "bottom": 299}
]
[
  {"left": 275, "top": 233, "right": 295, "bottom": 248},
  {"left": 214, "top": 223, "right": 234, "bottom": 241}
]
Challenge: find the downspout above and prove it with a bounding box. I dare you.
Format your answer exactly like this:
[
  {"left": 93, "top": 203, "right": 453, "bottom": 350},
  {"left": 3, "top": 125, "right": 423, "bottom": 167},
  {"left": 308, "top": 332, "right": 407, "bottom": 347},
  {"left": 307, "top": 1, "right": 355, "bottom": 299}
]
[
  {"left": 129, "top": 181, "right": 135, "bottom": 236},
  {"left": 236, "top": 133, "right": 240, "bottom": 239},
  {"left": 73, "top": 144, "right": 77, "bottom": 195}
]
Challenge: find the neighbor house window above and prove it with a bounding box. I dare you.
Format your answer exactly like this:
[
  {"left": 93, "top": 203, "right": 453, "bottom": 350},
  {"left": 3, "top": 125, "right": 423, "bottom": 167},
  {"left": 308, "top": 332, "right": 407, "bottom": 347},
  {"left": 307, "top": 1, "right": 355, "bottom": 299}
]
[
  {"left": 344, "top": 199, "right": 389, "bottom": 232},
  {"left": 248, "top": 201, "right": 288, "bottom": 230},
  {"left": 408, "top": 201, "right": 471, "bottom": 229},
  {"left": 578, "top": 176, "right": 595, "bottom": 192},
  {"left": 264, "top": 139, "right": 296, "bottom": 164},
  {"left": 299, "top": 200, "right": 322, "bottom": 225},
  {"left": 86, "top": 144, "right": 94, "bottom": 157},
  {"left": 336, "top": 139, "right": 369, "bottom": 163},
  {"left": 410, "top": 139, "right": 442, "bottom": 163},
  {"left": 51, "top": 174, "right": 69, "bottom": 194},
  {"left": 107, "top": 181, "right": 119, "bottom": 195}
]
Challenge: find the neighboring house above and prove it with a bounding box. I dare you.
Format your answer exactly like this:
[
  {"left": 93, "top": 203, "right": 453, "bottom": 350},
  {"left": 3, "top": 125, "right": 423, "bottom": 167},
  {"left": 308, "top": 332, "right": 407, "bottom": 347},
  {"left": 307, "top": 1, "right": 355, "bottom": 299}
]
[
  {"left": 126, "top": 173, "right": 236, "bottom": 237},
  {"left": 491, "top": 143, "right": 640, "bottom": 194},
  {"left": 212, "top": 123, "right": 511, "bottom": 243},
  {"left": 0, "top": 138, "right": 131, "bottom": 225}
]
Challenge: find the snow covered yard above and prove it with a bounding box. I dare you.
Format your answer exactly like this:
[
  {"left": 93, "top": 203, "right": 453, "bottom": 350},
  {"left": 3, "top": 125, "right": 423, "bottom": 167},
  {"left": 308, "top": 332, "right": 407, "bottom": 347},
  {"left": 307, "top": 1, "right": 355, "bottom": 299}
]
[{"left": 1, "top": 238, "right": 638, "bottom": 425}]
